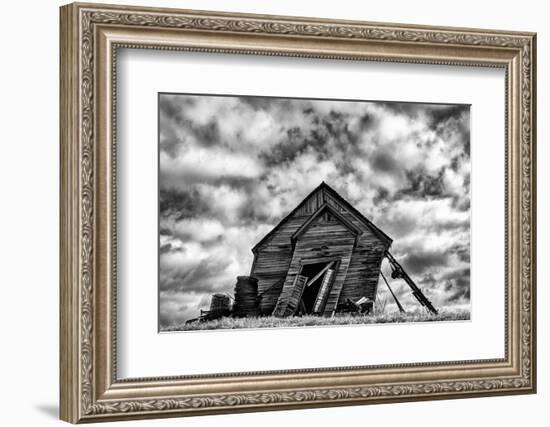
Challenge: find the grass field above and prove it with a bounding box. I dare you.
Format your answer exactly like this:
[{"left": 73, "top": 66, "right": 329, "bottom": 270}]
[{"left": 162, "top": 309, "right": 470, "bottom": 332}]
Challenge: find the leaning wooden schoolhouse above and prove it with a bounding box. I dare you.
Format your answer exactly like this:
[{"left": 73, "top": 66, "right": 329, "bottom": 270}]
[
  {"left": 250, "top": 182, "right": 393, "bottom": 317},
  {"left": 195, "top": 181, "right": 437, "bottom": 323}
]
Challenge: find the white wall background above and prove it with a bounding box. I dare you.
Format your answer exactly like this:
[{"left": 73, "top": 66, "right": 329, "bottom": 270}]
[{"left": 0, "top": 0, "right": 545, "bottom": 426}]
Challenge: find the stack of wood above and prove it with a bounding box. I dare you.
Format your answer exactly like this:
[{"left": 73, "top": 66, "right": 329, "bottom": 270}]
[
  {"left": 209, "top": 293, "right": 232, "bottom": 319},
  {"left": 233, "top": 276, "right": 259, "bottom": 317}
]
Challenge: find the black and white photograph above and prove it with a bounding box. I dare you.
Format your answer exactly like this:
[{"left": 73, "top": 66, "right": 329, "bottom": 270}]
[
  {"left": 51, "top": 3, "right": 538, "bottom": 422},
  {"left": 158, "top": 93, "right": 471, "bottom": 332}
]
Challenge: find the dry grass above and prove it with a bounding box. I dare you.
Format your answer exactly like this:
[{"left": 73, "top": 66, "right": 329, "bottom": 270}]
[{"left": 162, "top": 309, "right": 470, "bottom": 332}]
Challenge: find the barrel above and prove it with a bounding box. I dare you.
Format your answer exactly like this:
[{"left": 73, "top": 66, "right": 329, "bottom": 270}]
[
  {"left": 233, "top": 276, "right": 259, "bottom": 317},
  {"left": 209, "top": 293, "right": 231, "bottom": 318}
]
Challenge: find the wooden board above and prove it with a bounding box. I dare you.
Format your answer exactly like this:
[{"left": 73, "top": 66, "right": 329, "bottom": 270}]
[
  {"left": 286, "top": 275, "right": 308, "bottom": 316},
  {"left": 313, "top": 269, "right": 335, "bottom": 314},
  {"left": 273, "top": 274, "right": 307, "bottom": 317}
]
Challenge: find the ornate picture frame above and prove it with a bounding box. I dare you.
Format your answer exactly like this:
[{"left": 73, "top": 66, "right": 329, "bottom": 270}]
[{"left": 60, "top": 2, "right": 536, "bottom": 423}]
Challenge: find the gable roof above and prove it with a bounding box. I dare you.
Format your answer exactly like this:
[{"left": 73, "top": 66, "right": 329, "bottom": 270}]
[
  {"left": 291, "top": 202, "right": 362, "bottom": 243},
  {"left": 252, "top": 182, "right": 392, "bottom": 253}
]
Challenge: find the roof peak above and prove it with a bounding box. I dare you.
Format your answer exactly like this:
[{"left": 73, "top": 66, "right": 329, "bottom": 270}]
[
  {"left": 316, "top": 180, "right": 335, "bottom": 193},
  {"left": 252, "top": 180, "right": 393, "bottom": 253}
]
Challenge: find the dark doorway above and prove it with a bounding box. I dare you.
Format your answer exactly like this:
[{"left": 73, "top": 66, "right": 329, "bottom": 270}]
[{"left": 299, "top": 262, "right": 331, "bottom": 314}]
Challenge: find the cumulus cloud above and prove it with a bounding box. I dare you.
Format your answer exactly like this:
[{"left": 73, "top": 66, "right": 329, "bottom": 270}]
[{"left": 158, "top": 94, "right": 471, "bottom": 327}]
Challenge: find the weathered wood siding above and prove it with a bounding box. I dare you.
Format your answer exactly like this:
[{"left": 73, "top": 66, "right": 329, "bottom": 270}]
[
  {"left": 323, "top": 189, "right": 389, "bottom": 307},
  {"left": 251, "top": 184, "right": 391, "bottom": 315},
  {"left": 280, "top": 216, "right": 356, "bottom": 316},
  {"left": 294, "top": 189, "right": 328, "bottom": 217},
  {"left": 273, "top": 274, "right": 308, "bottom": 317},
  {"left": 337, "top": 236, "right": 387, "bottom": 308},
  {"left": 251, "top": 217, "right": 299, "bottom": 314}
]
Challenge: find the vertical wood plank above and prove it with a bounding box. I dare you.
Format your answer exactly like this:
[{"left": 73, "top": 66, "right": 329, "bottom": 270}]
[
  {"left": 286, "top": 275, "right": 308, "bottom": 316},
  {"left": 273, "top": 274, "right": 307, "bottom": 317},
  {"left": 313, "top": 269, "right": 335, "bottom": 314}
]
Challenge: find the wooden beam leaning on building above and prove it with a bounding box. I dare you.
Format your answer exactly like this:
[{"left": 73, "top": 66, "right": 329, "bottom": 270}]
[
  {"left": 384, "top": 251, "right": 438, "bottom": 315},
  {"left": 305, "top": 261, "right": 335, "bottom": 288},
  {"left": 380, "top": 270, "right": 406, "bottom": 313},
  {"left": 312, "top": 269, "right": 335, "bottom": 314}
]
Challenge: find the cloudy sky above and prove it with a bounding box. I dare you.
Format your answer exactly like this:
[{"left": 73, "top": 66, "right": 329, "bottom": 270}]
[{"left": 159, "top": 93, "right": 470, "bottom": 328}]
